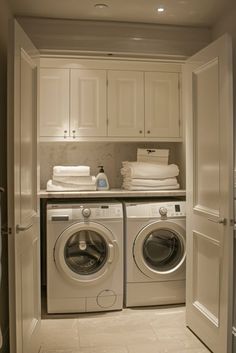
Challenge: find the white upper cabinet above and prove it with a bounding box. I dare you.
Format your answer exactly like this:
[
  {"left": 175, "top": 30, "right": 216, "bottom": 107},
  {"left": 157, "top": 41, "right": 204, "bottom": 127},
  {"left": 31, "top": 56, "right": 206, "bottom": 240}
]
[
  {"left": 70, "top": 69, "right": 107, "bottom": 137},
  {"left": 107, "top": 71, "right": 144, "bottom": 137},
  {"left": 145, "top": 72, "right": 180, "bottom": 138},
  {"left": 40, "top": 68, "right": 69, "bottom": 137},
  {"left": 39, "top": 59, "right": 182, "bottom": 141}
]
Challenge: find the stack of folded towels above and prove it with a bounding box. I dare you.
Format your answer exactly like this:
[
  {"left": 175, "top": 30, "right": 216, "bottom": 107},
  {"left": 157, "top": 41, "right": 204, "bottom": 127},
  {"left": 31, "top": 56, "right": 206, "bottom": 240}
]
[
  {"left": 121, "top": 162, "right": 180, "bottom": 191},
  {"left": 46, "top": 166, "right": 96, "bottom": 191}
]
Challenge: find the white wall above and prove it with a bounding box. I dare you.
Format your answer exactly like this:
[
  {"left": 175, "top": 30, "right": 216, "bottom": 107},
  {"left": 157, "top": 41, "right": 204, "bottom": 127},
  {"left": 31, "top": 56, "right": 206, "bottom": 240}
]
[{"left": 0, "top": 0, "right": 12, "bottom": 351}]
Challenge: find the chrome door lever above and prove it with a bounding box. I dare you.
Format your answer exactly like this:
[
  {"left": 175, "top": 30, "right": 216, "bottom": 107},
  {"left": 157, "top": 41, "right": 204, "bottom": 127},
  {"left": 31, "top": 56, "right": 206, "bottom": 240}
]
[
  {"left": 207, "top": 217, "right": 227, "bottom": 225},
  {"left": 16, "top": 223, "right": 33, "bottom": 233}
]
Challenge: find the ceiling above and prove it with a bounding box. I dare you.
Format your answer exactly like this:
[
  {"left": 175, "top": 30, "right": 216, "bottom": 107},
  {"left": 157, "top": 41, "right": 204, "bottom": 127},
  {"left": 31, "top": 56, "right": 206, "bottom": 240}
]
[{"left": 9, "top": 0, "right": 235, "bottom": 27}]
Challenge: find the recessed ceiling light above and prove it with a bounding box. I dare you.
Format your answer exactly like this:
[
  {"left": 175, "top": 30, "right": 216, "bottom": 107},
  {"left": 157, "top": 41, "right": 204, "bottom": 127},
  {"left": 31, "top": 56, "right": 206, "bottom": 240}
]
[
  {"left": 94, "top": 3, "right": 109, "bottom": 9},
  {"left": 157, "top": 7, "right": 165, "bottom": 13}
]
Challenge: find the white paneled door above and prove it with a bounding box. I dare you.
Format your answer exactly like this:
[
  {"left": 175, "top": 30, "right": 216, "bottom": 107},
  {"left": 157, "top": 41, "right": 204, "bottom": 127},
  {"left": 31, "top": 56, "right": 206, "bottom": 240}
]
[
  {"left": 8, "top": 21, "right": 41, "bottom": 353},
  {"left": 185, "top": 35, "right": 233, "bottom": 353}
]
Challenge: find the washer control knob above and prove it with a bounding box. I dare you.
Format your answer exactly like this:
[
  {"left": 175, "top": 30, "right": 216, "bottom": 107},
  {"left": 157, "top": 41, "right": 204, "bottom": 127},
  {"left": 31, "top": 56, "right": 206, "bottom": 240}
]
[
  {"left": 82, "top": 208, "right": 91, "bottom": 218},
  {"left": 159, "top": 207, "right": 167, "bottom": 217}
]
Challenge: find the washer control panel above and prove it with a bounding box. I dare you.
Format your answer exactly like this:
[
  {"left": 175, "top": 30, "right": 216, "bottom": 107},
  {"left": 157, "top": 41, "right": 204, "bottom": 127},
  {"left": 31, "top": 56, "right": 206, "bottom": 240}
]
[
  {"left": 126, "top": 201, "right": 186, "bottom": 219},
  {"left": 47, "top": 203, "right": 123, "bottom": 221}
]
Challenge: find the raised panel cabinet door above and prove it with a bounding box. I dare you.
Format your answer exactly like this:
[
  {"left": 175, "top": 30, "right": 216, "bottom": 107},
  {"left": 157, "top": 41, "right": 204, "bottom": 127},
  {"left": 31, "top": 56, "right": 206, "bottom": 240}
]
[
  {"left": 40, "top": 68, "right": 69, "bottom": 137},
  {"left": 70, "top": 69, "right": 107, "bottom": 137},
  {"left": 145, "top": 72, "right": 180, "bottom": 137},
  {"left": 107, "top": 71, "right": 144, "bottom": 137}
]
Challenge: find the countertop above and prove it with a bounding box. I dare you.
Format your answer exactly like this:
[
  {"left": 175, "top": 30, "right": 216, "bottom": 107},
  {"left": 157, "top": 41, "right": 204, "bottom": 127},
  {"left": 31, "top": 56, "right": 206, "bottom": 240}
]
[{"left": 39, "top": 188, "right": 186, "bottom": 199}]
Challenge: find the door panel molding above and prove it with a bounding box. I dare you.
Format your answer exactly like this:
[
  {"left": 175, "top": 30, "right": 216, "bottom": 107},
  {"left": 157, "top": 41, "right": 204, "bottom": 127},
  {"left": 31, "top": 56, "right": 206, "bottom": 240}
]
[
  {"left": 192, "top": 58, "right": 220, "bottom": 215},
  {"left": 193, "top": 205, "right": 220, "bottom": 219},
  {"left": 193, "top": 301, "right": 219, "bottom": 327},
  {"left": 70, "top": 69, "right": 107, "bottom": 136},
  {"left": 108, "top": 70, "right": 144, "bottom": 137},
  {"left": 192, "top": 230, "right": 220, "bottom": 325}
]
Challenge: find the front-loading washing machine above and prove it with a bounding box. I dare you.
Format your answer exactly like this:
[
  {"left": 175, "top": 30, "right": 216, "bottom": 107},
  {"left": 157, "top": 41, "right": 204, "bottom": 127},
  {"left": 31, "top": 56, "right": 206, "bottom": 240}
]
[
  {"left": 124, "top": 200, "right": 186, "bottom": 307},
  {"left": 46, "top": 201, "right": 123, "bottom": 313}
]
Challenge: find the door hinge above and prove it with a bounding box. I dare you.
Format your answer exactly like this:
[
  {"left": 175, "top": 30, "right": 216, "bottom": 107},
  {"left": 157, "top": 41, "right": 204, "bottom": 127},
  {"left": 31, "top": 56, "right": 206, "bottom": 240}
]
[
  {"left": 107, "top": 119, "right": 109, "bottom": 126},
  {"left": 232, "top": 326, "right": 236, "bottom": 337},
  {"left": 106, "top": 79, "right": 108, "bottom": 87},
  {"left": 1, "top": 227, "right": 12, "bottom": 235}
]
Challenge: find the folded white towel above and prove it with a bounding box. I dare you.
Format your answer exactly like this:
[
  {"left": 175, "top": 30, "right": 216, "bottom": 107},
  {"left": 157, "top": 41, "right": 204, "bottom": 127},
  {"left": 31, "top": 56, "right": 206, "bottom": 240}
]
[
  {"left": 53, "top": 175, "right": 96, "bottom": 185},
  {"left": 51, "top": 178, "right": 96, "bottom": 189},
  {"left": 123, "top": 177, "right": 178, "bottom": 188},
  {"left": 122, "top": 184, "right": 180, "bottom": 191},
  {"left": 46, "top": 180, "right": 96, "bottom": 191},
  {"left": 53, "top": 165, "right": 90, "bottom": 177},
  {"left": 121, "top": 162, "right": 179, "bottom": 179}
]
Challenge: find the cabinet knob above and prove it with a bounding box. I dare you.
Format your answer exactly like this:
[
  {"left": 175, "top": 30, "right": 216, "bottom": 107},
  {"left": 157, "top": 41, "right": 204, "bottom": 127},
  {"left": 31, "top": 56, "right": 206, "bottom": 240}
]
[
  {"left": 147, "top": 130, "right": 150, "bottom": 134},
  {"left": 64, "top": 130, "right": 67, "bottom": 138},
  {"left": 139, "top": 130, "right": 143, "bottom": 134},
  {"left": 72, "top": 130, "right": 76, "bottom": 138}
]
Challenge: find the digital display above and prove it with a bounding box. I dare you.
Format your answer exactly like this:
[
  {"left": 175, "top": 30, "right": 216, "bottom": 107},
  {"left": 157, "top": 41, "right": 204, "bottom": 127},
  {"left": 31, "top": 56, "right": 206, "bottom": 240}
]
[
  {"left": 101, "top": 205, "right": 109, "bottom": 209},
  {"left": 175, "top": 204, "right": 180, "bottom": 212}
]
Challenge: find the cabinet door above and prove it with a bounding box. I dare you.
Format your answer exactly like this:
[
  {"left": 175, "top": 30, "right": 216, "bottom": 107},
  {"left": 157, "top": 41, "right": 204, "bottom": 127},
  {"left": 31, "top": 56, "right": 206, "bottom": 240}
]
[
  {"left": 108, "top": 71, "right": 144, "bottom": 137},
  {"left": 70, "top": 69, "right": 107, "bottom": 137},
  {"left": 40, "top": 68, "right": 69, "bottom": 137},
  {"left": 145, "top": 72, "right": 180, "bottom": 137}
]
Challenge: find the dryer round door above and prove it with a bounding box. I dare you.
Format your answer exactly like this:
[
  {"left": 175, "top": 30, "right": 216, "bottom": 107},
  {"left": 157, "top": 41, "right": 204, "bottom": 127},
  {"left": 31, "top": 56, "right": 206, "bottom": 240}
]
[
  {"left": 133, "top": 221, "right": 186, "bottom": 279},
  {"left": 54, "top": 221, "right": 119, "bottom": 285}
]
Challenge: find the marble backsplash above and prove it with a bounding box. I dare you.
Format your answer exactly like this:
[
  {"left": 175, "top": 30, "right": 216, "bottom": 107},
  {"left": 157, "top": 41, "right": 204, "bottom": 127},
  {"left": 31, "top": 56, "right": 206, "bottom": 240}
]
[{"left": 39, "top": 142, "right": 185, "bottom": 189}]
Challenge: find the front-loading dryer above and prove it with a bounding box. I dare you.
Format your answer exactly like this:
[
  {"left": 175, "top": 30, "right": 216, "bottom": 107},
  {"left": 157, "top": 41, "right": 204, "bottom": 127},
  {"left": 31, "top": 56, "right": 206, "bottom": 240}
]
[
  {"left": 124, "top": 200, "right": 186, "bottom": 307},
  {"left": 46, "top": 201, "right": 123, "bottom": 313}
]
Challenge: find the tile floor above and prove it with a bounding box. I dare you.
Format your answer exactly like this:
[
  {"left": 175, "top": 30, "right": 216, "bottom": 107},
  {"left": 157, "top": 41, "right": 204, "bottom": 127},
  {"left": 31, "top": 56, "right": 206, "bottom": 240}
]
[{"left": 40, "top": 306, "right": 211, "bottom": 353}]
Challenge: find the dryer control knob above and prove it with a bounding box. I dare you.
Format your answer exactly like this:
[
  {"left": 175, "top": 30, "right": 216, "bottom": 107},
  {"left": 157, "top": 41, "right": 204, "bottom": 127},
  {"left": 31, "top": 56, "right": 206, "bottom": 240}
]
[
  {"left": 82, "top": 208, "right": 91, "bottom": 218},
  {"left": 159, "top": 207, "right": 167, "bottom": 217}
]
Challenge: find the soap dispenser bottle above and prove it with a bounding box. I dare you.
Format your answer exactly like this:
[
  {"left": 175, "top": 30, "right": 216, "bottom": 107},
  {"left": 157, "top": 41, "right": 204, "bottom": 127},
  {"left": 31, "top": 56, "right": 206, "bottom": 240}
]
[{"left": 96, "top": 165, "right": 109, "bottom": 191}]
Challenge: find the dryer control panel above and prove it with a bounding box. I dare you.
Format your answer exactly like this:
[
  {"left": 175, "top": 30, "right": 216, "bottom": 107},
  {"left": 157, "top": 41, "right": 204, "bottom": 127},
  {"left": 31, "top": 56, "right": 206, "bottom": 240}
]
[{"left": 125, "top": 201, "right": 186, "bottom": 219}]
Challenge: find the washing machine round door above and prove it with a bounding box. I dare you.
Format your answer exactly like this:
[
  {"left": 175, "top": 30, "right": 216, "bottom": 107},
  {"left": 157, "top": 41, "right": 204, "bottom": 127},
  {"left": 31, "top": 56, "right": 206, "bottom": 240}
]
[
  {"left": 133, "top": 221, "right": 185, "bottom": 278},
  {"left": 54, "top": 222, "right": 118, "bottom": 284}
]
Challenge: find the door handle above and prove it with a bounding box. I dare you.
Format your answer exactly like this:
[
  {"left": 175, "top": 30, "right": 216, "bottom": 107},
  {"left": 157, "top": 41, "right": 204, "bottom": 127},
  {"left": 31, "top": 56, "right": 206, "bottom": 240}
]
[
  {"left": 16, "top": 223, "right": 33, "bottom": 233},
  {"left": 108, "top": 243, "right": 114, "bottom": 263},
  {"left": 207, "top": 217, "right": 226, "bottom": 225}
]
